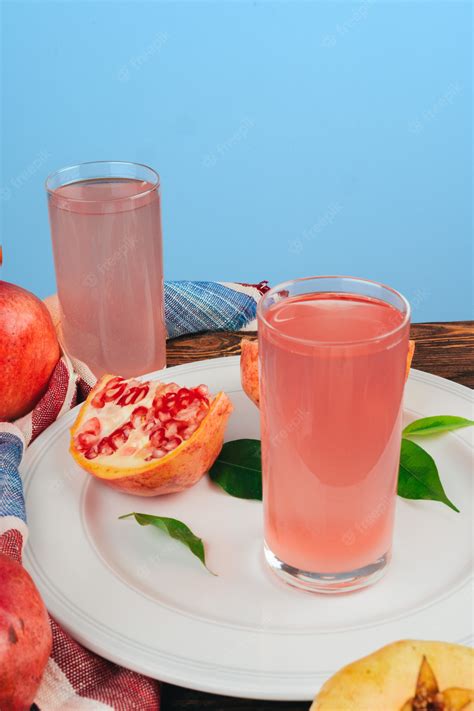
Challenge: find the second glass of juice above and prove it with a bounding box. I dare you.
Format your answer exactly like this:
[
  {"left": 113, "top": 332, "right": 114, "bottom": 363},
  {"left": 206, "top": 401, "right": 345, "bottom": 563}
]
[
  {"left": 46, "top": 161, "right": 166, "bottom": 378},
  {"left": 258, "top": 276, "right": 410, "bottom": 593}
]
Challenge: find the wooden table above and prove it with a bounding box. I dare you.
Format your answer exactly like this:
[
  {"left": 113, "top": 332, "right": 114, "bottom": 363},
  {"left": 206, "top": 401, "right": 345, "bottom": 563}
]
[{"left": 162, "top": 321, "right": 473, "bottom": 711}]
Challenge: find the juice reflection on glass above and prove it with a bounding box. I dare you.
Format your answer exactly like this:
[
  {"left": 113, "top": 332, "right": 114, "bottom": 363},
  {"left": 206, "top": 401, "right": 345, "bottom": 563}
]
[
  {"left": 46, "top": 162, "right": 165, "bottom": 378},
  {"left": 258, "top": 276, "right": 410, "bottom": 593}
]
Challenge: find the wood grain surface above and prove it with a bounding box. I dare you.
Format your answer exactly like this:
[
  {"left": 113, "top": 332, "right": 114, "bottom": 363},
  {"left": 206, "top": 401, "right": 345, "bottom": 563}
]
[
  {"left": 162, "top": 321, "right": 473, "bottom": 711},
  {"left": 167, "top": 322, "right": 474, "bottom": 388}
]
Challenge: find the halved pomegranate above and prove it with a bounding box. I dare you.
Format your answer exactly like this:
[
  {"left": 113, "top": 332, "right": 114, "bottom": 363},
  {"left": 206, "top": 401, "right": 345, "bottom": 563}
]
[
  {"left": 240, "top": 338, "right": 416, "bottom": 407},
  {"left": 70, "top": 375, "right": 233, "bottom": 496}
]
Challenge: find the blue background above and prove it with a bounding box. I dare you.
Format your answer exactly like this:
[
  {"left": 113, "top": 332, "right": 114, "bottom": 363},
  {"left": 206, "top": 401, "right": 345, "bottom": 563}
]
[{"left": 1, "top": 1, "right": 472, "bottom": 322}]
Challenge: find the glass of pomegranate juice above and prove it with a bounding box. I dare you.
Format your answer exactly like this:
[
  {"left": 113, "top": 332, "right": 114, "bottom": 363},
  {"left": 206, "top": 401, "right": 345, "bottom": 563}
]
[
  {"left": 46, "top": 161, "right": 166, "bottom": 378},
  {"left": 257, "top": 276, "right": 411, "bottom": 593}
]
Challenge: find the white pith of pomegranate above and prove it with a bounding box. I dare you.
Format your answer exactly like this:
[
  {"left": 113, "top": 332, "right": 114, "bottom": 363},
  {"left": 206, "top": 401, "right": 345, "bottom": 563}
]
[{"left": 74, "top": 376, "right": 211, "bottom": 464}]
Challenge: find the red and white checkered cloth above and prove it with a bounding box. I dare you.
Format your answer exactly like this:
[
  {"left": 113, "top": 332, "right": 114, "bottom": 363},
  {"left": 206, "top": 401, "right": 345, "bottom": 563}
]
[
  {"left": 1, "top": 355, "right": 162, "bottom": 710},
  {"left": 0, "top": 281, "right": 269, "bottom": 710}
]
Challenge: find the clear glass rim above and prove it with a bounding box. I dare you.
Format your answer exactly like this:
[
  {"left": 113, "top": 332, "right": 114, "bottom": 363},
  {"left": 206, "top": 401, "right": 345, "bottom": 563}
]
[
  {"left": 257, "top": 275, "right": 411, "bottom": 347},
  {"left": 45, "top": 160, "right": 160, "bottom": 203}
]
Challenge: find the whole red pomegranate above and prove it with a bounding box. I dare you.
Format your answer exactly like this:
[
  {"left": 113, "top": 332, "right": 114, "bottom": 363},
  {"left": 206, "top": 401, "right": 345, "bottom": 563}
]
[
  {"left": 0, "top": 281, "right": 60, "bottom": 421},
  {"left": 0, "top": 553, "right": 52, "bottom": 710}
]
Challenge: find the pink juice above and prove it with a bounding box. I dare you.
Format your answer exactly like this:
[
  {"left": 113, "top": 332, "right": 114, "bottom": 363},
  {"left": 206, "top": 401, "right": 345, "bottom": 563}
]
[
  {"left": 48, "top": 178, "right": 166, "bottom": 378},
  {"left": 259, "top": 292, "right": 410, "bottom": 575}
]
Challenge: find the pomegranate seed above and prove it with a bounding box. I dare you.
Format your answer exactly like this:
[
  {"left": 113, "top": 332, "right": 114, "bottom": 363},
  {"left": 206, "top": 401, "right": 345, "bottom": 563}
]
[
  {"left": 178, "top": 400, "right": 203, "bottom": 423},
  {"left": 150, "top": 426, "right": 165, "bottom": 448},
  {"left": 117, "top": 385, "right": 149, "bottom": 407},
  {"left": 98, "top": 437, "right": 116, "bottom": 455},
  {"left": 163, "top": 436, "right": 182, "bottom": 452},
  {"left": 183, "top": 423, "right": 198, "bottom": 439},
  {"left": 152, "top": 393, "right": 164, "bottom": 408},
  {"left": 91, "top": 377, "right": 125, "bottom": 407},
  {"left": 164, "top": 420, "right": 179, "bottom": 438},
  {"left": 145, "top": 447, "right": 166, "bottom": 460},
  {"left": 130, "top": 406, "right": 148, "bottom": 428},
  {"left": 143, "top": 420, "right": 154, "bottom": 434},
  {"left": 122, "top": 422, "right": 133, "bottom": 437},
  {"left": 84, "top": 446, "right": 98, "bottom": 460},
  {"left": 77, "top": 432, "right": 98, "bottom": 449},
  {"left": 145, "top": 406, "right": 156, "bottom": 420},
  {"left": 91, "top": 392, "right": 106, "bottom": 409},
  {"left": 82, "top": 417, "right": 101, "bottom": 436},
  {"left": 103, "top": 381, "right": 127, "bottom": 403},
  {"left": 197, "top": 384, "right": 209, "bottom": 399},
  {"left": 110, "top": 430, "right": 126, "bottom": 449},
  {"left": 109, "top": 421, "right": 133, "bottom": 449}
]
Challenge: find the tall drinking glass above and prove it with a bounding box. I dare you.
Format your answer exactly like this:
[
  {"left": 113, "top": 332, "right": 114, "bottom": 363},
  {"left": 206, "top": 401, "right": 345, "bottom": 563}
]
[
  {"left": 257, "top": 276, "right": 411, "bottom": 593},
  {"left": 46, "top": 161, "right": 166, "bottom": 378}
]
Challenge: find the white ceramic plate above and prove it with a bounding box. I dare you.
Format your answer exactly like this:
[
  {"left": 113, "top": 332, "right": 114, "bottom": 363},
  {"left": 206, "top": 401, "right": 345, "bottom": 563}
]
[{"left": 21, "top": 357, "right": 473, "bottom": 701}]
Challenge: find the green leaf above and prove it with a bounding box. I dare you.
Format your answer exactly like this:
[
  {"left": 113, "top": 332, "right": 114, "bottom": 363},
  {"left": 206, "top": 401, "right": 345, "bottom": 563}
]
[
  {"left": 209, "top": 439, "right": 262, "bottom": 500},
  {"left": 403, "top": 415, "right": 474, "bottom": 438},
  {"left": 398, "top": 439, "right": 459, "bottom": 512},
  {"left": 119, "top": 512, "right": 215, "bottom": 574}
]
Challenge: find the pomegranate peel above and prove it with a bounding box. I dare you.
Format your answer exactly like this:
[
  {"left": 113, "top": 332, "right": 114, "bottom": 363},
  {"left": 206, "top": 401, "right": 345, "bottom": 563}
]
[
  {"left": 240, "top": 338, "right": 416, "bottom": 408},
  {"left": 70, "top": 374, "right": 233, "bottom": 496},
  {"left": 0, "top": 280, "right": 60, "bottom": 421},
  {"left": 406, "top": 340, "right": 415, "bottom": 380},
  {"left": 0, "top": 553, "right": 52, "bottom": 710},
  {"left": 240, "top": 339, "right": 260, "bottom": 407}
]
